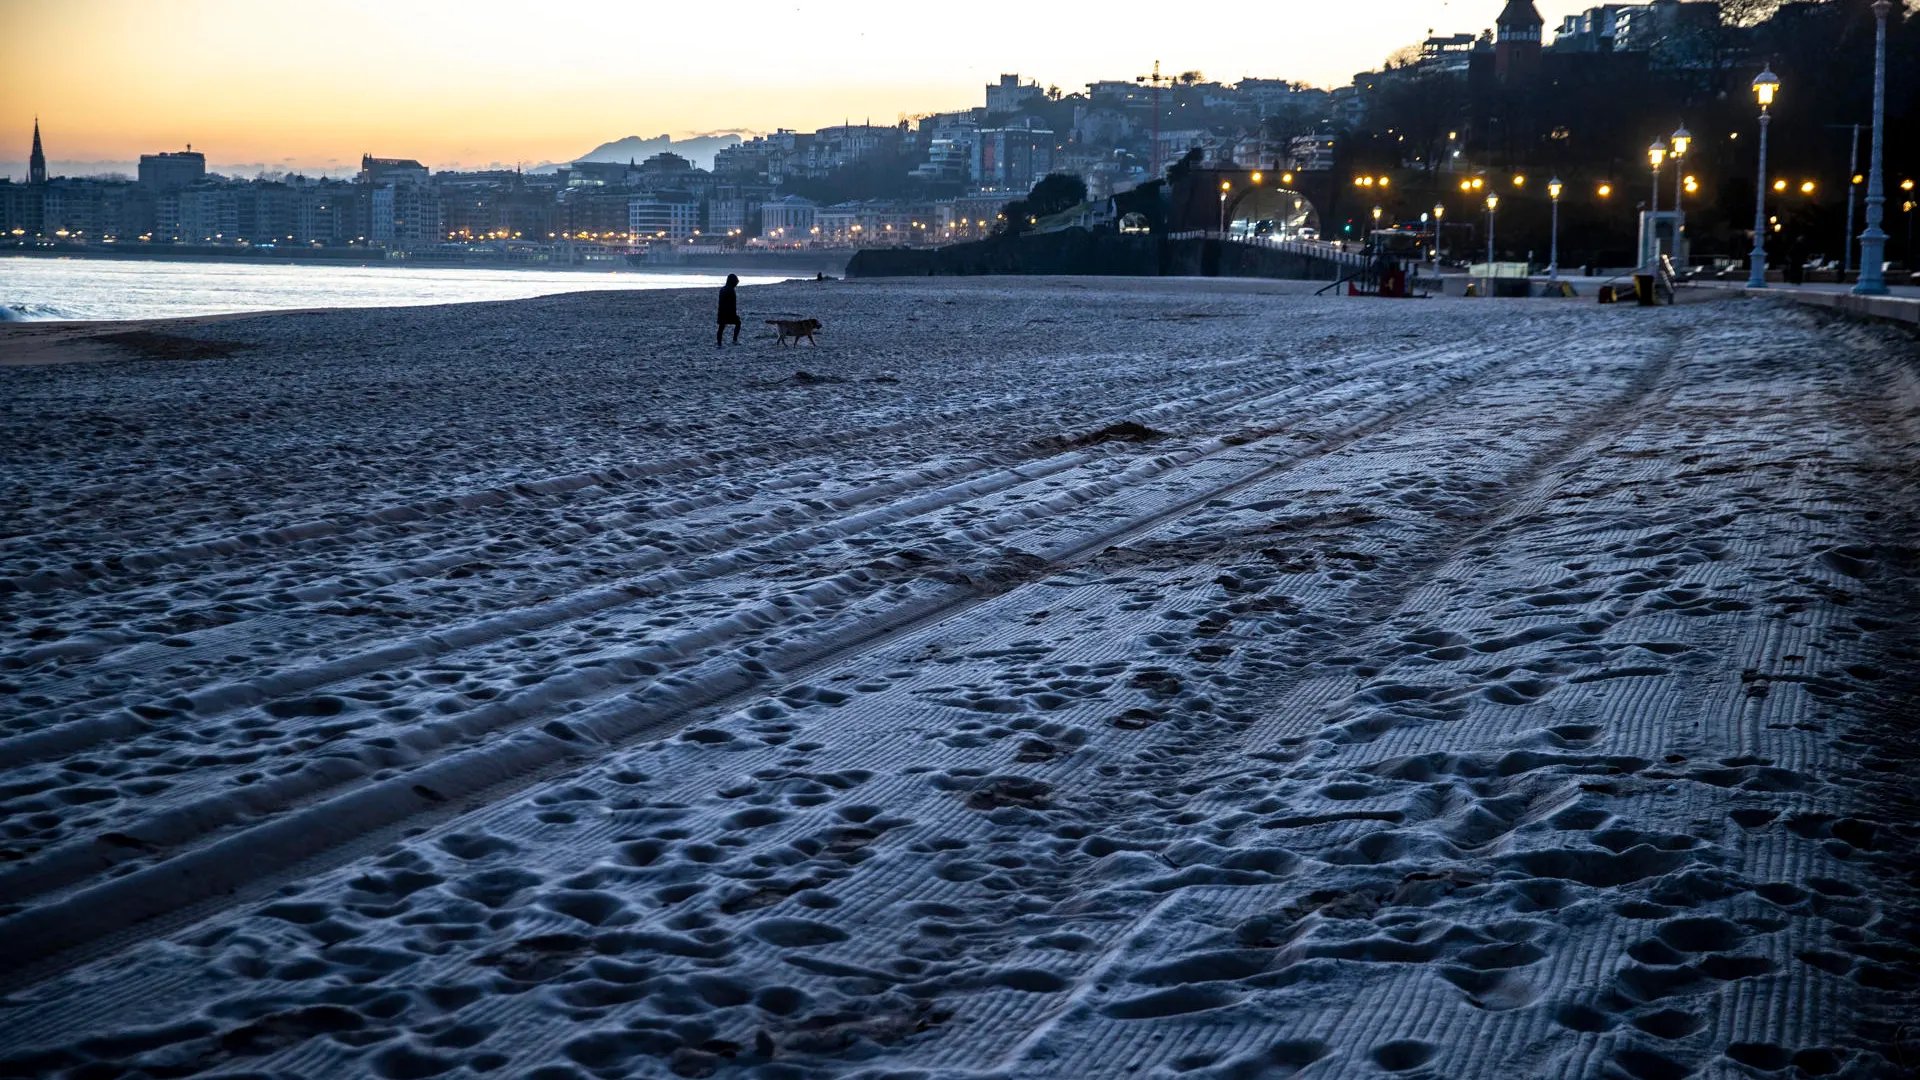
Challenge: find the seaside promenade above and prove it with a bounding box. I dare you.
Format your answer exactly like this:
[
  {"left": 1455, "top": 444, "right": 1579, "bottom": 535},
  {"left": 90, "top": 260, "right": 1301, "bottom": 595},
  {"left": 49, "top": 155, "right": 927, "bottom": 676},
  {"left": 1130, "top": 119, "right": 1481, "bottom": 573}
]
[{"left": 1, "top": 280, "right": 1916, "bottom": 1078}]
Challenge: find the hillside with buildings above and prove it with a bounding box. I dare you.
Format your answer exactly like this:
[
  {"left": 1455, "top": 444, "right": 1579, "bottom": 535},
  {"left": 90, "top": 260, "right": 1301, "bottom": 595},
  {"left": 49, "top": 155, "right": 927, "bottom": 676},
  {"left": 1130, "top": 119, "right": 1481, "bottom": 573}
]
[{"left": 3, "top": 0, "right": 1914, "bottom": 271}]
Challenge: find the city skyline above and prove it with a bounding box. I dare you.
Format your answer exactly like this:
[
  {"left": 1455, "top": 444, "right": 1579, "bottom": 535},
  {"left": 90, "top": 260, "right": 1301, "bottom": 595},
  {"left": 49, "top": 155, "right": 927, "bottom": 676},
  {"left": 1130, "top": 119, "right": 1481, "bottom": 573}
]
[{"left": 2, "top": 0, "right": 1596, "bottom": 175}]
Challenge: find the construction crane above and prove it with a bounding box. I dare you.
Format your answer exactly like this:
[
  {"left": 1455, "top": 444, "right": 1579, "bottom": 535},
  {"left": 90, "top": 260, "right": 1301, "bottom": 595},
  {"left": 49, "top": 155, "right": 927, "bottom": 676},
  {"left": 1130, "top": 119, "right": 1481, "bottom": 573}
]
[{"left": 1136, "top": 60, "right": 1174, "bottom": 181}]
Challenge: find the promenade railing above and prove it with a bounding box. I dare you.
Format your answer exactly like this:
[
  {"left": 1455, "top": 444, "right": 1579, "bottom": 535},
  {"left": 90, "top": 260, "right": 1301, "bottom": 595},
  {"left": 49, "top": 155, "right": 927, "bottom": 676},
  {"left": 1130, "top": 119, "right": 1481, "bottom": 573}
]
[{"left": 1164, "top": 231, "right": 1371, "bottom": 271}]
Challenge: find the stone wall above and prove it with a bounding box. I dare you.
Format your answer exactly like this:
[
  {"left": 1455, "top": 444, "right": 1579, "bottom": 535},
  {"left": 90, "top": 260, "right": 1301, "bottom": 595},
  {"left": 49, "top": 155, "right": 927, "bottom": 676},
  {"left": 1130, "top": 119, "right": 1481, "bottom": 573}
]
[{"left": 846, "top": 229, "right": 1348, "bottom": 281}]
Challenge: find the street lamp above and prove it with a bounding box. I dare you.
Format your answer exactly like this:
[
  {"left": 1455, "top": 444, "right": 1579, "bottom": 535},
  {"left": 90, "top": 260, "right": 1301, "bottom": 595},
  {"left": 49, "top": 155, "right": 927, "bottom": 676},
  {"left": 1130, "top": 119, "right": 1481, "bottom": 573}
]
[
  {"left": 1219, "top": 179, "right": 1231, "bottom": 235},
  {"left": 1904, "top": 178, "right": 1916, "bottom": 265},
  {"left": 1648, "top": 139, "right": 1667, "bottom": 266},
  {"left": 1432, "top": 203, "right": 1445, "bottom": 270},
  {"left": 1485, "top": 193, "right": 1499, "bottom": 278},
  {"left": 1547, "top": 176, "right": 1563, "bottom": 279},
  {"left": 1854, "top": 0, "right": 1892, "bottom": 295},
  {"left": 1748, "top": 65, "right": 1779, "bottom": 288},
  {"left": 1671, "top": 124, "right": 1691, "bottom": 266}
]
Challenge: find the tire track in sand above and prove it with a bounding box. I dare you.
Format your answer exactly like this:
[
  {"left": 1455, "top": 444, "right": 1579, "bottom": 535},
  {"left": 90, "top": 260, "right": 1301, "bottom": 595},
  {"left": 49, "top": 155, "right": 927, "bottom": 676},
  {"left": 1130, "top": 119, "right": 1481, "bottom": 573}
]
[
  {"left": 0, "top": 335, "right": 1465, "bottom": 770},
  {"left": 0, "top": 327, "right": 1546, "bottom": 984}
]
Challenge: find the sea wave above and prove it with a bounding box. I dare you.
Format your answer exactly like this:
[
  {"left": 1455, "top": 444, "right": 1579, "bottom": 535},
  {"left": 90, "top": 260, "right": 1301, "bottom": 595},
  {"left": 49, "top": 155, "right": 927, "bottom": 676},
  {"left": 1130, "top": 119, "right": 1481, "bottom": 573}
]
[
  {"left": 1, "top": 301, "right": 85, "bottom": 322},
  {"left": 1, "top": 257, "right": 786, "bottom": 322}
]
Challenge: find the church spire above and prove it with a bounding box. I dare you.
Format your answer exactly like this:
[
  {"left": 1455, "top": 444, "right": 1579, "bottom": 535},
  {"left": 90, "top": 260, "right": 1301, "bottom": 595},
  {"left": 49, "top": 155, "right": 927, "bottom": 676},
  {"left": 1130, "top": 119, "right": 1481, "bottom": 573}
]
[{"left": 29, "top": 117, "right": 47, "bottom": 185}]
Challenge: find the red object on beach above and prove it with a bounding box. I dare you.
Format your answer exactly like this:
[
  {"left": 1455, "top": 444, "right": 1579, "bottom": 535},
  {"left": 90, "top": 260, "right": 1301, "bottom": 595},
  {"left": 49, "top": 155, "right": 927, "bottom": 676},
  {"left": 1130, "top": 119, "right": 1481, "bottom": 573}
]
[{"left": 1349, "top": 269, "right": 1409, "bottom": 298}]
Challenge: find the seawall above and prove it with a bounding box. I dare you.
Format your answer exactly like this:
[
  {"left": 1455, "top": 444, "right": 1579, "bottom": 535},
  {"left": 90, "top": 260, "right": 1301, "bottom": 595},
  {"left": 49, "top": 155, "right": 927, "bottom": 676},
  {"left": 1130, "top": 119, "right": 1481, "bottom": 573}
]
[{"left": 845, "top": 230, "right": 1353, "bottom": 281}]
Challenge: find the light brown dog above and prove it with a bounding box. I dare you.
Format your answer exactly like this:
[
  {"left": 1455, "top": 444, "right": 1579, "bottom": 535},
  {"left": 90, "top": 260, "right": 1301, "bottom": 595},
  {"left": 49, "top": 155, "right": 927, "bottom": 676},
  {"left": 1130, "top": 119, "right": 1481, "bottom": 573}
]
[{"left": 765, "top": 317, "right": 822, "bottom": 346}]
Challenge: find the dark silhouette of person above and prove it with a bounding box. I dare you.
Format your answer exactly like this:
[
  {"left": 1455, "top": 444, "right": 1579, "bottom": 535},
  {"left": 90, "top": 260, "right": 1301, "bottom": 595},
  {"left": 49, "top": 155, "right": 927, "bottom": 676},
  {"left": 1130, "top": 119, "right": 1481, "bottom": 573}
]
[{"left": 717, "top": 273, "right": 742, "bottom": 345}]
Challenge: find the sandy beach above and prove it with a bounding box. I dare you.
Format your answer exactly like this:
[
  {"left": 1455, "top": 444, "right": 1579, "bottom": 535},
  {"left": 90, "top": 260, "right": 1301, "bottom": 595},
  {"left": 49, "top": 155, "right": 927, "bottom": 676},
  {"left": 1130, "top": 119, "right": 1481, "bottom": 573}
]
[{"left": 1, "top": 278, "right": 1916, "bottom": 1079}]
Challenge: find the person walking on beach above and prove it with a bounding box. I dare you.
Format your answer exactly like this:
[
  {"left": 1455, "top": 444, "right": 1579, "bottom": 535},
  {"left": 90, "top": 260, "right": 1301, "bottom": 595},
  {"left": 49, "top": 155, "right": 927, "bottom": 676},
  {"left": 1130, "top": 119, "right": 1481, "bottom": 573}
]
[{"left": 716, "top": 273, "right": 742, "bottom": 346}]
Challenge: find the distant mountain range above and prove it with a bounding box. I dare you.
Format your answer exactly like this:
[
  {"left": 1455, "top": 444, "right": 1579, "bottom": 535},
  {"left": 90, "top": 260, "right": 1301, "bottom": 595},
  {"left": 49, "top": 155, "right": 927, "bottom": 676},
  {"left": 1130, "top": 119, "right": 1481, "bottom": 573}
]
[
  {"left": 571, "top": 133, "right": 750, "bottom": 171},
  {"left": 2, "top": 134, "right": 755, "bottom": 183}
]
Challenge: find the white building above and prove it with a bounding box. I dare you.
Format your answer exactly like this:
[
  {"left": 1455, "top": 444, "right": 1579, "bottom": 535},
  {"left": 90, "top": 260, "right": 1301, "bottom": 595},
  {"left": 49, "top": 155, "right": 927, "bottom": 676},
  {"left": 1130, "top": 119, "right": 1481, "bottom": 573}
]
[
  {"left": 179, "top": 185, "right": 239, "bottom": 243},
  {"left": 759, "top": 195, "right": 817, "bottom": 244},
  {"left": 1418, "top": 33, "right": 1479, "bottom": 70},
  {"left": 370, "top": 182, "right": 438, "bottom": 250},
  {"left": 627, "top": 191, "right": 700, "bottom": 239},
  {"left": 1289, "top": 135, "right": 1337, "bottom": 173},
  {"left": 935, "top": 193, "right": 1016, "bottom": 240},
  {"left": 986, "top": 74, "right": 1045, "bottom": 114},
  {"left": 910, "top": 137, "right": 974, "bottom": 184},
  {"left": 812, "top": 201, "right": 922, "bottom": 247},
  {"left": 813, "top": 203, "right": 861, "bottom": 246}
]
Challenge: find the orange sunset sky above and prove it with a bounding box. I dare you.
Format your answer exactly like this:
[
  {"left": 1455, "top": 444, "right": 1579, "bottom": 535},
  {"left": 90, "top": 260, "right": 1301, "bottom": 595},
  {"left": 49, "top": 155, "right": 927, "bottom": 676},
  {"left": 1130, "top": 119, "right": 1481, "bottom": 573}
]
[{"left": 3, "top": 0, "right": 1591, "bottom": 172}]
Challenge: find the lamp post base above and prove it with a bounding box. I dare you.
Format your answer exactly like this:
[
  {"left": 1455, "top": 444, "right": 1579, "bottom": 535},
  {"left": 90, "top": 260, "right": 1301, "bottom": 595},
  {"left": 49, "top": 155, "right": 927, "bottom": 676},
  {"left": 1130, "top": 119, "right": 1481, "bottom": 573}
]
[{"left": 1852, "top": 230, "right": 1889, "bottom": 295}]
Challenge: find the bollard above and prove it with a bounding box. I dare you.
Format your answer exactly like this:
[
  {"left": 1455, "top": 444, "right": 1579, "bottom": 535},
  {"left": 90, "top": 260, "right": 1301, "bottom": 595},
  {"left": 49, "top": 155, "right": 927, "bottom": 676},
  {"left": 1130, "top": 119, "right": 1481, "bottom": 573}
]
[{"left": 1632, "top": 273, "right": 1657, "bottom": 306}]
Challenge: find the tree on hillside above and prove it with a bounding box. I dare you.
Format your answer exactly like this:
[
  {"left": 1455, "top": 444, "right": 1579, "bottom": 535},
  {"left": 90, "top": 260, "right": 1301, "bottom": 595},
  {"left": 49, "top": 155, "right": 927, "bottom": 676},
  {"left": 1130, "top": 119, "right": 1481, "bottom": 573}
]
[
  {"left": 1024, "top": 173, "right": 1090, "bottom": 218},
  {"left": 998, "top": 173, "right": 1093, "bottom": 234},
  {"left": 1715, "top": 0, "right": 1783, "bottom": 27},
  {"left": 1382, "top": 43, "right": 1424, "bottom": 70},
  {"left": 1372, "top": 70, "right": 1468, "bottom": 181}
]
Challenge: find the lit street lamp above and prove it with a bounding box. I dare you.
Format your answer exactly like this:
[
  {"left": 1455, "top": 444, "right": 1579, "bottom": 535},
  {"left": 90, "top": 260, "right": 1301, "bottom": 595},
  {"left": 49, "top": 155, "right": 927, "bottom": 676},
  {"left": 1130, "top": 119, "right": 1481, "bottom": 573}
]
[
  {"left": 1218, "top": 179, "right": 1231, "bottom": 235},
  {"left": 1547, "top": 176, "right": 1563, "bottom": 279},
  {"left": 1853, "top": 0, "right": 1892, "bottom": 295},
  {"left": 1671, "top": 124, "right": 1690, "bottom": 265},
  {"left": 1747, "top": 66, "right": 1779, "bottom": 288},
  {"left": 1432, "top": 203, "right": 1445, "bottom": 271},
  {"left": 1485, "top": 193, "right": 1499, "bottom": 281},
  {"left": 1647, "top": 139, "right": 1667, "bottom": 266},
  {"left": 1904, "top": 178, "right": 1916, "bottom": 265}
]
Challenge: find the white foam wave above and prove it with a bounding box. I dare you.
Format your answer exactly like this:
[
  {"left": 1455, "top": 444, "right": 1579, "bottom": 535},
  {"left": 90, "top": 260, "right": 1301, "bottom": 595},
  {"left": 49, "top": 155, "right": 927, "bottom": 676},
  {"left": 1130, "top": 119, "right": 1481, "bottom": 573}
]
[{"left": 1, "top": 301, "right": 83, "bottom": 322}]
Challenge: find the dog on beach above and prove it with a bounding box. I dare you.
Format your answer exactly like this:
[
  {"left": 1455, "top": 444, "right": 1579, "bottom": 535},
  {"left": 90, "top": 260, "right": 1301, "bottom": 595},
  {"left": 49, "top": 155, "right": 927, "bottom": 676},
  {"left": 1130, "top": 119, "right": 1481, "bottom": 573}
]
[{"left": 766, "top": 317, "right": 822, "bottom": 347}]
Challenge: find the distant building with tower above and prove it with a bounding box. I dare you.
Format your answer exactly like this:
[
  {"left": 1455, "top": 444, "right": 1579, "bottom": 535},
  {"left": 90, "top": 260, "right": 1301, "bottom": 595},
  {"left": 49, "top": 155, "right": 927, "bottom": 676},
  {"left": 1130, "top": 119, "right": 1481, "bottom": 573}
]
[
  {"left": 986, "top": 74, "right": 1046, "bottom": 115},
  {"left": 1493, "top": 0, "right": 1545, "bottom": 83},
  {"left": 29, "top": 118, "right": 47, "bottom": 184},
  {"left": 1461, "top": 0, "right": 1657, "bottom": 171},
  {"left": 2, "top": 120, "right": 50, "bottom": 237}
]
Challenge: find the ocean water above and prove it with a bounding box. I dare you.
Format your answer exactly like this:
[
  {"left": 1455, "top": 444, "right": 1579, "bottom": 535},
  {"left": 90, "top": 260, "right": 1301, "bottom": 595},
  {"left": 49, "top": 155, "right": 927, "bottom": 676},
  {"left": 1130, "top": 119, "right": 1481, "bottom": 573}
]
[{"left": 0, "top": 256, "right": 780, "bottom": 322}]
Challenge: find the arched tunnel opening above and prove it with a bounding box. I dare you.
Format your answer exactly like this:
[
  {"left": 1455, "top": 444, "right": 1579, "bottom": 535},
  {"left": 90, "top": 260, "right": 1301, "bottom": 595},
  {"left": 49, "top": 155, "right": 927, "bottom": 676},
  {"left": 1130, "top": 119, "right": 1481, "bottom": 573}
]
[{"left": 1224, "top": 186, "right": 1320, "bottom": 242}]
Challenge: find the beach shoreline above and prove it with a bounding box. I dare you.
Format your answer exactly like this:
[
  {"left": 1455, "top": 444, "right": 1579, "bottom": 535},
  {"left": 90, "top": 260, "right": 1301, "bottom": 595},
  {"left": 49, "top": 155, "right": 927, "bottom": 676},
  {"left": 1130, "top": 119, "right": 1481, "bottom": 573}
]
[{"left": 0, "top": 253, "right": 809, "bottom": 328}]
